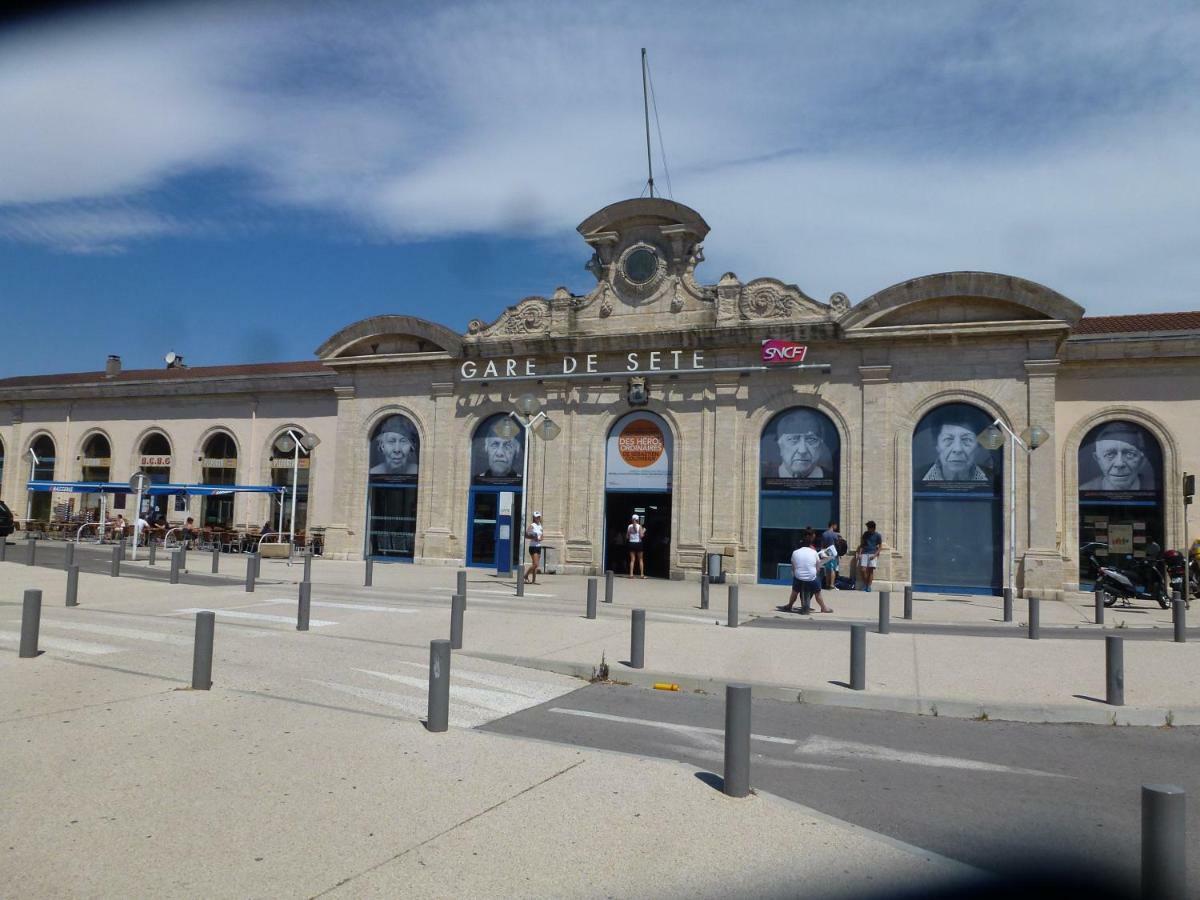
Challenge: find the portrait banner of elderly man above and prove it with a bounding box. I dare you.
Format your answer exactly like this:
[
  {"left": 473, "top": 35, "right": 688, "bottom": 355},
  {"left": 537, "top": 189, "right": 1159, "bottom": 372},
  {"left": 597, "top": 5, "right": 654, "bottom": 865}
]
[
  {"left": 915, "top": 405, "right": 998, "bottom": 492},
  {"left": 761, "top": 408, "right": 838, "bottom": 490},
  {"left": 471, "top": 414, "right": 525, "bottom": 485},
  {"left": 368, "top": 415, "right": 420, "bottom": 483},
  {"left": 1079, "top": 421, "right": 1158, "bottom": 495}
]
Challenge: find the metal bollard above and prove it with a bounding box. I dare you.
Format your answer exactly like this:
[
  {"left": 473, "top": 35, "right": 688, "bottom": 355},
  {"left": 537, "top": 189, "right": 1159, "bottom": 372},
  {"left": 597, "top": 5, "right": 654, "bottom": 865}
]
[
  {"left": 110, "top": 544, "right": 121, "bottom": 577},
  {"left": 723, "top": 683, "right": 752, "bottom": 799},
  {"left": 169, "top": 549, "right": 182, "bottom": 584},
  {"left": 1003, "top": 586, "right": 1013, "bottom": 623},
  {"left": 297, "top": 581, "right": 311, "bottom": 631},
  {"left": 1142, "top": 784, "right": 1187, "bottom": 900},
  {"left": 1094, "top": 589, "right": 1105, "bottom": 625},
  {"left": 66, "top": 565, "right": 79, "bottom": 607},
  {"left": 27, "top": 537, "right": 37, "bottom": 567},
  {"left": 1173, "top": 600, "right": 1187, "bottom": 644},
  {"left": 630, "top": 609, "right": 646, "bottom": 669},
  {"left": 180, "top": 545, "right": 188, "bottom": 574},
  {"left": 727, "top": 584, "right": 739, "bottom": 628},
  {"left": 1106, "top": 636, "right": 1125, "bottom": 706},
  {"left": 119, "top": 537, "right": 127, "bottom": 561},
  {"left": 903, "top": 584, "right": 913, "bottom": 620},
  {"left": 245, "top": 553, "right": 257, "bottom": 592},
  {"left": 303, "top": 551, "right": 312, "bottom": 583},
  {"left": 604, "top": 570, "right": 614, "bottom": 603},
  {"left": 450, "top": 593, "right": 465, "bottom": 649},
  {"left": 586, "top": 577, "right": 598, "bottom": 619},
  {"left": 0, "top": 536, "right": 6, "bottom": 561},
  {"left": 427, "top": 639, "right": 451, "bottom": 733},
  {"left": 252, "top": 550, "right": 258, "bottom": 579},
  {"left": 64, "top": 541, "right": 75, "bottom": 570},
  {"left": 191, "top": 611, "right": 215, "bottom": 690},
  {"left": 515, "top": 572, "right": 524, "bottom": 597},
  {"left": 878, "top": 591, "right": 891, "bottom": 634},
  {"left": 850, "top": 624, "right": 866, "bottom": 690},
  {"left": 364, "top": 556, "right": 373, "bottom": 587},
  {"left": 149, "top": 541, "right": 157, "bottom": 566},
  {"left": 457, "top": 569, "right": 467, "bottom": 599},
  {"left": 211, "top": 545, "right": 220, "bottom": 574},
  {"left": 700, "top": 576, "right": 709, "bottom": 610},
  {"left": 20, "top": 589, "right": 42, "bottom": 658},
  {"left": 1028, "top": 597, "right": 1040, "bottom": 640}
]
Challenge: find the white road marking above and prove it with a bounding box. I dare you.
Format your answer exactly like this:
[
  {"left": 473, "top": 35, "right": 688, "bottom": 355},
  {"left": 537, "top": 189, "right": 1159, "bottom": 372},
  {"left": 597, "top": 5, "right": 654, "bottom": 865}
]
[
  {"left": 354, "top": 669, "right": 545, "bottom": 715},
  {"left": 656, "top": 742, "right": 849, "bottom": 772},
  {"left": 39, "top": 619, "right": 193, "bottom": 646},
  {"left": 173, "top": 608, "right": 337, "bottom": 627},
  {"left": 260, "top": 598, "right": 418, "bottom": 613},
  {"left": 472, "top": 588, "right": 557, "bottom": 599},
  {"left": 0, "top": 630, "right": 121, "bottom": 655},
  {"left": 644, "top": 611, "right": 723, "bottom": 624},
  {"left": 548, "top": 707, "right": 798, "bottom": 745},
  {"left": 391, "top": 660, "right": 575, "bottom": 700},
  {"left": 308, "top": 680, "right": 494, "bottom": 728},
  {"left": 794, "top": 735, "right": 1065, "bottom": 777}
]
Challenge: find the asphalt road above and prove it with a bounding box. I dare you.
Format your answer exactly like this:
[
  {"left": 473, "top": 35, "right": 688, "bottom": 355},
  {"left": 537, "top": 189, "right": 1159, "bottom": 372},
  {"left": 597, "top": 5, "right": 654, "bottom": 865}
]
[{"left": 483, "top": 681, "right": 1199, "bottom": 890}]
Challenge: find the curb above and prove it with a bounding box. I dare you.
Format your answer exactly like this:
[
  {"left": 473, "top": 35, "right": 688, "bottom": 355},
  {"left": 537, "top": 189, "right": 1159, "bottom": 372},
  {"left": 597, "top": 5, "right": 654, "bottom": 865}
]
[{"left": 460, "top": 650, "right": 1200, "bottom": 727}]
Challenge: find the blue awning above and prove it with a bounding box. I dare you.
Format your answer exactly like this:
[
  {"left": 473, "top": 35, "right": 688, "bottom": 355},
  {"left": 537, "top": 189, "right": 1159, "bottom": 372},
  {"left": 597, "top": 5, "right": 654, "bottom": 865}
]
[{"left": 26, "top": 480, "right": 284, "bottom": 497}]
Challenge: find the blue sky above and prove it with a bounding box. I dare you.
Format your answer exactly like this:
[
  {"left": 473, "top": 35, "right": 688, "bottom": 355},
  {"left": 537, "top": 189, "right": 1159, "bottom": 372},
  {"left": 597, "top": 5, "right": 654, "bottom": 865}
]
[{"left": 1, "top": 0, "right": 1197, "bottom": 377}]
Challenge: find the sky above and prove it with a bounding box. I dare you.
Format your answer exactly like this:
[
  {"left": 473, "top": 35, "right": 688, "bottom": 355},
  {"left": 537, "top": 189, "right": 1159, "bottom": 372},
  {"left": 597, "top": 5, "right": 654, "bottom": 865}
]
[{"left": 1, "top": 0, "right": 1198, "bottom": 377}]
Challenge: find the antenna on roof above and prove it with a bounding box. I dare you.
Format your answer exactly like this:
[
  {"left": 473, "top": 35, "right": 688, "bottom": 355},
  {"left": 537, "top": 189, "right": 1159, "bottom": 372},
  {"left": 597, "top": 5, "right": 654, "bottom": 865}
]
[{"left": 641, "top": 48, "right": 654, "bottom": 198}]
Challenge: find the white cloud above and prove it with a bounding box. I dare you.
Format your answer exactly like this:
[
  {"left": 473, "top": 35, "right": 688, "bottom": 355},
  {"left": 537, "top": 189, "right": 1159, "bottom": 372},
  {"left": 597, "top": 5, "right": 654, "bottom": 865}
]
[{"left": 0, "top": 203, "right": 183, "bottom": 254}]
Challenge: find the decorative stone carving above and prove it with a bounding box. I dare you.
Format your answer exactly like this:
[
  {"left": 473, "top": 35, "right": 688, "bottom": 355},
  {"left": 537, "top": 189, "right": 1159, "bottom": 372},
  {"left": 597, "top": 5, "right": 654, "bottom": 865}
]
[
  {"left": 466, "top": 297, "right": 551, "bottom": 338},
  {"left": 739, "top": 283, "right": 796, "bottom": 319},
  {"left": 829, "top": 291, "right": 851, "bottom": 315}
]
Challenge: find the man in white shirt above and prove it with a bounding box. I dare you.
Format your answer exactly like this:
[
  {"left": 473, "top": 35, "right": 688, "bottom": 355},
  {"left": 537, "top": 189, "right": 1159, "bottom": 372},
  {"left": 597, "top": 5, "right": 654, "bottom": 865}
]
[
  {"left": 134, "top": 514, "right": 150, "bottom": 547},
  {"left": 777, "top": 529, "right": 836, "bottom": 614}
]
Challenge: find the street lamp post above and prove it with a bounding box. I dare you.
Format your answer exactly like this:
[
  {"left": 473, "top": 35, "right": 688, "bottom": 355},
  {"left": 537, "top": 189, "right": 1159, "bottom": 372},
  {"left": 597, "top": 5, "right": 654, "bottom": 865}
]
[
  {"left": 25, "top": 447, "right": 38, "bottom": 522},
  {"left": 273, "top": 429, "right": 321, "bottom": 546},
  {"left": 978, "top": 420, "right": 1048, "bottom": 599},
  {"left": 494, "top": 394, "right": 560, "bottom": 591}
]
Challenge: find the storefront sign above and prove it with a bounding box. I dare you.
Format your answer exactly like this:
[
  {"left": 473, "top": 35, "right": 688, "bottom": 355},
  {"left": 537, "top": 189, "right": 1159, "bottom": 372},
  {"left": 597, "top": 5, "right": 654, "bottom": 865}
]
[
  {"left": 606, "top": 412, "right": 671, "bottom": 491},
  {"left": 140, "top": 455, "right": 171, "bottom": 467},
  {"left": 460, "top": 351, "right": 705, "bottom": 381},
  {"left": 761, "top": 339, "right": 807, "bottom": 365}
]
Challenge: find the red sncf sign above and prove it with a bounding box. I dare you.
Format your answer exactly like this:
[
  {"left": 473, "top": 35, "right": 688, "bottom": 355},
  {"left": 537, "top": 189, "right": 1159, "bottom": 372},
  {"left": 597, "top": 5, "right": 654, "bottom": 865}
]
[{"left": 761, "top": 339, "right": 808, "bottom": 365}]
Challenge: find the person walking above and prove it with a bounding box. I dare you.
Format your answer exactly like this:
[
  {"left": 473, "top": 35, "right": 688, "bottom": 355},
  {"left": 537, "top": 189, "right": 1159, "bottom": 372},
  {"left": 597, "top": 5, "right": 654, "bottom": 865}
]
[
  {"left": 626, "top": 514, "right": 646, "bottom": 579},
  {"left": 857, "top": 520, "right": 883, "bottom": 591},
  {"left": 820, "top": 521, "right": 841, "bottom": 590},
  {"left": 524, "top": 511, "right": 543, "bottom": 584},
  {"left": 777, "top": 529, "right": 836, "bottom": 614}
]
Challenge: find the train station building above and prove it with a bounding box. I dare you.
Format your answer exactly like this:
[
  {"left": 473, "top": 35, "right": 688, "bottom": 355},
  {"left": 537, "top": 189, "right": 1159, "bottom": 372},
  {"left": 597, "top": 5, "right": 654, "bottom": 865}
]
[{"left": 1, "top": 197, "right": 1197, "bottom": 599}]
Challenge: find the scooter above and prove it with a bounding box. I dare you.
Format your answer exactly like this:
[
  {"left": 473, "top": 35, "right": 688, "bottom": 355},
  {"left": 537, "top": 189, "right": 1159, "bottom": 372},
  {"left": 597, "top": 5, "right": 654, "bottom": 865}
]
[
  {"left": 1163, "top": 548, "right": 1195, "bottom": 609},
  {"left": 1095, "top": 555, "right": 1171, "bottom": 609}
]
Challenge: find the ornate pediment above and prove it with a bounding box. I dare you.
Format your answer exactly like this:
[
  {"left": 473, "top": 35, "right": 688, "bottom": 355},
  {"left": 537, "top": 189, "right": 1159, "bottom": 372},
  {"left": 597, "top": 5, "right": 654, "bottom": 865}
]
[
  {"left": 467, "top": 296, "right": 552, "bottom": 338},
  {"left": 734, "top": 278, "right": 834, "bottom": 322}
]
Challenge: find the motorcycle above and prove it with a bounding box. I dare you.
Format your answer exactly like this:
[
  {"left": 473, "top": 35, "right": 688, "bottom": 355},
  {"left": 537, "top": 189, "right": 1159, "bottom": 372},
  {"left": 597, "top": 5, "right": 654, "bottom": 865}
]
[
  {"left": 1163, "top": 548, "right": 1196, "bottom": 609},
  {"left": 1085, "top": 543, "right": 1171, "bottom": 609}
]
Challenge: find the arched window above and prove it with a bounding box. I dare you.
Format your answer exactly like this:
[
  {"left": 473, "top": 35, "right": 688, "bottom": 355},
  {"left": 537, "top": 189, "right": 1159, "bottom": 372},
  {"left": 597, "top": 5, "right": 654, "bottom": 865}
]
[
  {"left": 28, "top": 435, "right": 56, "bottom": 521},
  {"left": 79, "top": 433, "right": 113, "bottom": 520},
  {"left": 911, "top": 403, "right": 1003, "bottom": 594},
  {"left": 200, "top": 431, "right": 238, "bottom": 528},
  {"left": 1077, "top": 420, "right": 1164, "bottom": 587},
  {"left": 138, "top": 432, "right": 173, "bottom": 521},
  {"left": 366, "top": 414, "right": 421, "bottom": 560},
  {"left": 467, "top": 414, "right": 525, "bottom": 569},
  {"left": 758, "top": 408, "right": 840, "bottom": 583},
  {"left": 271, "top": 428, "right": 314, "bottom": 538}
]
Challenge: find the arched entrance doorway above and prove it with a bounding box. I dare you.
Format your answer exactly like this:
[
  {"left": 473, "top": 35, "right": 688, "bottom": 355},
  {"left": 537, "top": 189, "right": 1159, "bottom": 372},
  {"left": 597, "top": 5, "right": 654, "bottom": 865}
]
[
  {"left": 466, "top": 413, "right": 524, "bottom": 569},
  {"left": 138, "top": 432, "right": 172, "bottom": 522},
  {"left": 911, "top": 403, "right": 1004, "bottom": 595},
  {"left": 604, "top": 411, "right": 673, "bottom": 579},
  {"left": 366, "top": 414, "right": 420, "bottom": 560},
  {"left": 27, "top": 434, "right": 56, "bottom": 522},
  {"left": 80, "top": 433, "right": 112, "bottom": 520},
  {"left": 200, "top": 432, "right": 238, "bottom": 528},
  {"left": 1077, "top": 420, "right": 1164, "bottom": 587},
  {"left": 757, "top": 407, "right": 840, "bottom": 583}
]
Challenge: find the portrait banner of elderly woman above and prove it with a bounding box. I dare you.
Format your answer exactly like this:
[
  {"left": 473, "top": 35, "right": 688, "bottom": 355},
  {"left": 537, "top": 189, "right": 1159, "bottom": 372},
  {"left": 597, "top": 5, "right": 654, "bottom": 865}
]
[
  {"left": 914, "top": 404, "right": 999, "bottom": 493},
  {"left": 760, "top": 408, "right": 838, "bottom": 490},
  {"left": 368, "top": 415, "right": 421, "bottom": 482},
  {"left": 471, "top": 414, "right": 525, "bottom": 485},
  {"left": 1079, "top": 421, "right": 1159, "bottom": 495}
]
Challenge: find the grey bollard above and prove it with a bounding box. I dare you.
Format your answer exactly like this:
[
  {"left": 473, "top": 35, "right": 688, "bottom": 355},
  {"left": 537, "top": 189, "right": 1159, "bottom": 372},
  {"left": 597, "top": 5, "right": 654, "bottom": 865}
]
[
  {"left": 903, "top": 585, "right": 913, "bottom": 620},
  {"left": 0, "top": 535, "right": 6, "bottom": 561},
  {"left": 110, "top": 545, "right": 121, "bottom": 577},
  {"left": 245, "top": 553, "right": 257, "bottom": 592},
  {"left": 211, "top": 545, "right": 220, "bottom": 574},
  {"left": 1106, "top": 636, "right": 1125, "bottom": 706},
  {"left": 297, "top": 581, "right": 311, "bottom": 631},
  {"left": 66, "top": 565, "right": 79, "bottom": 607},
  {"left": 303, "top": 551, "right": 312, "bottom": 583},
  {"left": 180, "top": 545, "right": 188, "bottom": 574},
  {"left": 1094, "top": 589, "right": 1105, "bottom": 625},
  {"left": 586, "top": 577, "right": 598, "bottom": 619},
  {"left": 727, "top": 584, "right": 739, "bottom": 627},
  {"left": 252, "top": 550, "right": 258, "bottom": 578},
  {"left": 364, "top": 556, "right": 373, "bottom": 587},
  {"left": 20, "top": 589, "right": 42, "bottom": 658},
  {"left": 515, "top": 572, "right": 524, "bottom": 597},
  {"left": 1173, "top": 600, "right": 1187, "bottom": 644},
  {"left": 191, "top": 611, "right": 214, "bottom": 690},
  {"left": 450, "top": 593, "right": 465, "bottom": 649},
  {"left": 878, "top": 591, "right": 891, "bottom": 634},
  {"left": 457, "top": 569, "right": 467, "bottom": 599},
  {"left": 604, "top": 570, "right": 614, "bottom": 603},
  {"left": 169, "top": 549, "right": 182, "bottom": 584},
  {"left": 148, "top": 541, "right": 157, "bottom": 566},
  {"left": 1142, "top": 784, "right": 1187, "bottom": 900},
  {"left": 723, "top": 683, "right": 752, "bottom": 799},
  {"left": 850, "top": 624, "right": 866, "bottom": 690},
  {"left": 1028, "top": 597, "right": 1040, "bottom": 640},
  {"left": 427, "top": 639, "right": 451, "bottom": 733},
  {"left": 119, "top": 537, "right": 127, "bottom": 561},
  {"left": 700, "top": 576, "right": 710, "bottom": 610},
  {"left": 630, "top": 609, "right": 646, "bottom": 669},
  {"left": 1002, "top": 586, "right": 1013, "bottom": 623},
  {"left": 27, "top": 537, "right": 36, "bottom": 567},
  {"left": 64, "top": 541, "right": 75, "bottom": 570}
]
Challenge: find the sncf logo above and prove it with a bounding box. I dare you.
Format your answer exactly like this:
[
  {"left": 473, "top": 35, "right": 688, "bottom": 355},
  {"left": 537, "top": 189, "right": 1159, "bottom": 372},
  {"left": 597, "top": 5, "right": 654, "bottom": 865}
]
[{"left": 761, "top": 339, "right": 807, "bottom": 364}]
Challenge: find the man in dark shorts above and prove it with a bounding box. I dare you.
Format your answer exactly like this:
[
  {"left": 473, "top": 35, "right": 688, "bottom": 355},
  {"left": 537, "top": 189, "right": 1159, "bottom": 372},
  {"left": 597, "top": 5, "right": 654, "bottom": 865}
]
[{"left": 777, "top": 529, "right": 835, "bottom": 614}]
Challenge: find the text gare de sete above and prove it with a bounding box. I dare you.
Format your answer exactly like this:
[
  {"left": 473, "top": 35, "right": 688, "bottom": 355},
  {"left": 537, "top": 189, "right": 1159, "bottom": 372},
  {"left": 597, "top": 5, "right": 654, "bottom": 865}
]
[{"left": 460, "top": 351, "right": 706, "bottom": 380}]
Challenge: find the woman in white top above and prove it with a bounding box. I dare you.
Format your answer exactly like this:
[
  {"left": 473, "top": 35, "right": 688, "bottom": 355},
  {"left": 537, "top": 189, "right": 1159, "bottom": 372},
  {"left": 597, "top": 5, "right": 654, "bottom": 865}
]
[
  {"left": 524, "top": 511, "right": 544, "bottom": 584},
  {"left": 626, "top": 514, "right": 646, "bottom": 579}
]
